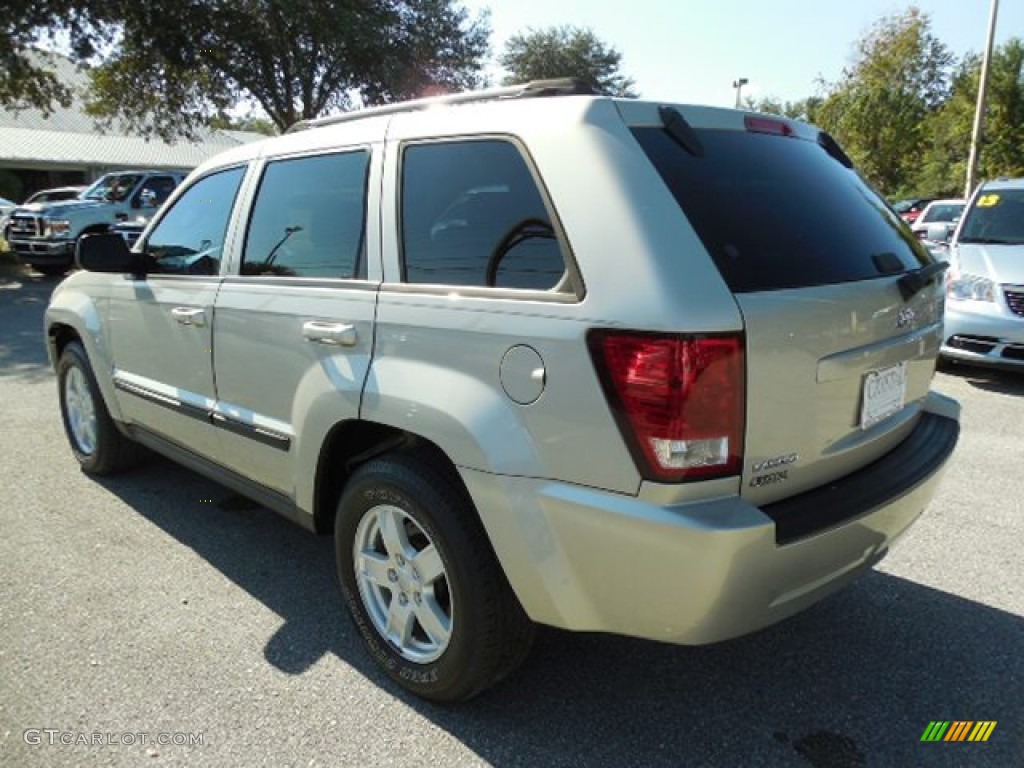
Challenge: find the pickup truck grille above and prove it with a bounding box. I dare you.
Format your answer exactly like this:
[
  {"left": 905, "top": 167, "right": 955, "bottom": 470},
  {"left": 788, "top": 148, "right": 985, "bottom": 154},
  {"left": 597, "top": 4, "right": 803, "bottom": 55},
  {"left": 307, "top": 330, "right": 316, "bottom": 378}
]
[
  {"left": 8, "top": 214, "right": 41, "bottom": 237},
  {"left": 1006, "top": 288, "right": 1024, "bottom": 318}
]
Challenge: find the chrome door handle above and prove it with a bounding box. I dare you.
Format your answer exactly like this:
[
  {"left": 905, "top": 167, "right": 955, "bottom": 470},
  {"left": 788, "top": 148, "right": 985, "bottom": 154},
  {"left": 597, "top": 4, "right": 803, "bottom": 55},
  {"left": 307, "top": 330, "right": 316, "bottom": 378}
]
[
  {"left": 302, "top": 320, "right": 357, "bottom": 347},
  {"left": 171, "top": 306, "right": 206, "bottom": 327}
]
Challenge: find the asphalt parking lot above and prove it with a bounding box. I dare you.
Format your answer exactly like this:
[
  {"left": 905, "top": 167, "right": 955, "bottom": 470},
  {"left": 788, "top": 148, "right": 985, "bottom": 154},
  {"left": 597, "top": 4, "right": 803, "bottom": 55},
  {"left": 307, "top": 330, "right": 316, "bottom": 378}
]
[{"left": 1, "top": 267, "right": 1022, "bottom": 768}]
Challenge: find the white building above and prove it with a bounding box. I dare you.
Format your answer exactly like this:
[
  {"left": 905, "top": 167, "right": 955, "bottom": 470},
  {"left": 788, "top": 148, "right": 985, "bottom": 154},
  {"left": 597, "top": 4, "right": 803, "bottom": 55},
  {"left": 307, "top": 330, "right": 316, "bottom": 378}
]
[{"left": 0, "top": 52, "right": 263, "bottom": 201}]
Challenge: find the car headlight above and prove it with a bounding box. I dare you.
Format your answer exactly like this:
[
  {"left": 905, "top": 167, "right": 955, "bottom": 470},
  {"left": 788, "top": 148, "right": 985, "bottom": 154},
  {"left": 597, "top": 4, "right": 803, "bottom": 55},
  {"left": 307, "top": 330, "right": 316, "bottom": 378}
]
[
  {"left": 947, "top": 272, "right": 996, "bottom": 302},
  {"left": 45, "top": 219, "right": 73, "bottom": 237}
]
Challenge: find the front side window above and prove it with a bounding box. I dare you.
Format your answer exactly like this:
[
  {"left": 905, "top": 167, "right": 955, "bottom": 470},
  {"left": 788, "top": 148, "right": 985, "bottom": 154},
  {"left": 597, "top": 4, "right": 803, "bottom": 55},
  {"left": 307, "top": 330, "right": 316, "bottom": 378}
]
[
  {"left": 401, "top": 140, "right": 570, "bottom": 291},
  {"left": 145, "top": 166, "right": 246, "bottom": 276},
  {"left": 83, "top": 174, "right": 143, "bottom": 203},
  {"left": 242, "top": 151, "right": 369, "bottom": 279}
]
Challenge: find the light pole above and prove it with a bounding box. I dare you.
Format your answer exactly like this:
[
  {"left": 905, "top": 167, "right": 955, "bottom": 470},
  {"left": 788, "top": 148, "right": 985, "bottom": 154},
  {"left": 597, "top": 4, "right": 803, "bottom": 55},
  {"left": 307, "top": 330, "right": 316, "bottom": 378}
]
[
  {"left": 733, "top": 78, "right": 749, "bottom": 109},
  {"left": 965, "top": 0, "right": 999, "bottom": 198}
]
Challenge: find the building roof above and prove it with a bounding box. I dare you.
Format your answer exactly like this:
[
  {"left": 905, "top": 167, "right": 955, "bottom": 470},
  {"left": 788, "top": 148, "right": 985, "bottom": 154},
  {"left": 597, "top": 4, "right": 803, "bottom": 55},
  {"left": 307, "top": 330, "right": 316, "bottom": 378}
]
[{"left": 0, "top": 50, "right": 264, "bottom": 170}]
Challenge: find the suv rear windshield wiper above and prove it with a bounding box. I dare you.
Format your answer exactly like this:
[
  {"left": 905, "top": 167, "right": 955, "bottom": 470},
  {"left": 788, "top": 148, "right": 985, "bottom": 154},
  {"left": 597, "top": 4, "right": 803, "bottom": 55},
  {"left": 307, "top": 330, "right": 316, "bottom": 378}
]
[
  {"left": 658, "top": 107, "right": 705, "bottom": 158},
  {"left": 898, "top": 260, "right": 949, "bottom": 301}
]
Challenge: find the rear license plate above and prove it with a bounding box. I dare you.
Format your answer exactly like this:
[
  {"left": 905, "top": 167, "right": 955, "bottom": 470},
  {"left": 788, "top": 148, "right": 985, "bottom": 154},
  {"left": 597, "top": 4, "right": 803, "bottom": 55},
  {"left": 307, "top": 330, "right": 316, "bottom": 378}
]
[{"left": 860, "top": 362, "right": 907, "bottom": 429}]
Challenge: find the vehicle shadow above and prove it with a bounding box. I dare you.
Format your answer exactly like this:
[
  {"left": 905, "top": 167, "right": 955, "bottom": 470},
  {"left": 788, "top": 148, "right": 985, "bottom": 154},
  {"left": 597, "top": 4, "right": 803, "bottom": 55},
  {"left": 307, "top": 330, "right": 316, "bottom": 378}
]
[
  {"left": 941, "top": 361, "right": 1024, "bottom": 396},
  {"left": 96, "top": 458, "right": 1023, "bottom": 768},
  {"left": 0, "top": 265, "right": 61, "bottom": 381}
]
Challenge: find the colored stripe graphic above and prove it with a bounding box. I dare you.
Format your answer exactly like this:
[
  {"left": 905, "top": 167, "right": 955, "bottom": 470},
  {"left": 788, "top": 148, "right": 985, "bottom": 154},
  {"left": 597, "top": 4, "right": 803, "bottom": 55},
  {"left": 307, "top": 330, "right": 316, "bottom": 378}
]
[
  {"left": 945, "top": 721, "right": 972, "bottom": 741},
  {"left": 920, "top": 721, "right": 996, "bottom": 742},
  {"left": 969, "top": 722, "right": 997, "bottom": 742}
]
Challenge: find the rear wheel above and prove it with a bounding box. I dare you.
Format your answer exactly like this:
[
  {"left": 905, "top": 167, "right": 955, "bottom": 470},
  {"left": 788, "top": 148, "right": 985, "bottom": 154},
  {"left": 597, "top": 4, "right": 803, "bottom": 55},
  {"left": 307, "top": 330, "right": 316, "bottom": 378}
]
[
  {"left": 335, "top": 452, "right": 534, "bottom": 702},
  {"left": 57, "top": 341, "right": 141, "bottom": 474}
]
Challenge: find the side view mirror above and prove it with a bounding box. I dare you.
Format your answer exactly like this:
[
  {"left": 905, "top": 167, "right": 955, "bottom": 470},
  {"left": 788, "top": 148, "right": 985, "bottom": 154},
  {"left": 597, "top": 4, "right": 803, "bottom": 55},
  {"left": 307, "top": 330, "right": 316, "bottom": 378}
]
[
  {"left": 77, "top": 232, "right": 146, "bottom": 275},
  {"left": 925, "top": 222, "right": 953, "bottom": 243}
]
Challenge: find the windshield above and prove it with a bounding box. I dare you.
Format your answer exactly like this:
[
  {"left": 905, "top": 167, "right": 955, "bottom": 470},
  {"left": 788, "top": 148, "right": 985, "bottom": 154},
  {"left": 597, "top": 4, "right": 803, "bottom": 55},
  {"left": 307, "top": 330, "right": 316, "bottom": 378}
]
[
  {"left": 921, "top": 203, "right": 964, "bottom": 223},
  {"left": 83, "top": 174, "right": 143, "bottom": 203},
  {"left": 958, "top": 188, "right": 1024, "bottom": 245}
]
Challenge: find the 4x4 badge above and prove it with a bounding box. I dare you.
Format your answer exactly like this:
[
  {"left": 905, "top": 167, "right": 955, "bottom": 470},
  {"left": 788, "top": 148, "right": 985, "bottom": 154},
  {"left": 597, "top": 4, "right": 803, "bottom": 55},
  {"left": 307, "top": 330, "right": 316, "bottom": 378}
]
[{"left": 897, "top": 307, "right": 917, "bottom": 327}]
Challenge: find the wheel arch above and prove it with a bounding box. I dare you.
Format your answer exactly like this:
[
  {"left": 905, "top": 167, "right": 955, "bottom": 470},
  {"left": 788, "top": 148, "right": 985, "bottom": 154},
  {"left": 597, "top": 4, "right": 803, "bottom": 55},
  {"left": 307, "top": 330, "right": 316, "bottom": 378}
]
[{"left": 311, "top": 420, "right": 468, "bottom": 535}]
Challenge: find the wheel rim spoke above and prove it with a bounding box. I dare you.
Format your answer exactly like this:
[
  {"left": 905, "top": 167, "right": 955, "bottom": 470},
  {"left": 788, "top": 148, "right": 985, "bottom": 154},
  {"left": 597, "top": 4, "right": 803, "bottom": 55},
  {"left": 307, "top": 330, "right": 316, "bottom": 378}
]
[
  {"left": 414, "top": 596, "right": 451, "bottom": 647},
  {"left": 378, "top": 507, "right": 411, "bottom": 560},
  {"left": 356, "top": 550, "right": 392, "bottom": 588},
  {"left": 412, "top": 544, "right": 444, "bottom": 587},
  {"left": 385, "top": 596, "right": 415, "bottom": 647}
]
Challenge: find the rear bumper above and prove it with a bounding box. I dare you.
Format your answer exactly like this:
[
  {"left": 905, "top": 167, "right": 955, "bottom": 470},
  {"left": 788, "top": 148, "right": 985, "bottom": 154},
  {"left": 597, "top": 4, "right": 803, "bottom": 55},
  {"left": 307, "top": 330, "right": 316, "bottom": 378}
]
[{"left": 463, "top": 390, "right": 959, "bottom": 645}]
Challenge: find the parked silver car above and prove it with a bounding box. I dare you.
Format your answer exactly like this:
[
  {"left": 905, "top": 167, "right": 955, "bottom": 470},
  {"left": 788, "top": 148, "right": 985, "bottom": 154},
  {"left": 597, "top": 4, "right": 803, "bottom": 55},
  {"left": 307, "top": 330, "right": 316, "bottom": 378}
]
[
  {"left": 45, "top": 80, "right": 960, "bottom": 702},
  {"left": 940, "top": 178, "right": 1024, "bottom": 368}
]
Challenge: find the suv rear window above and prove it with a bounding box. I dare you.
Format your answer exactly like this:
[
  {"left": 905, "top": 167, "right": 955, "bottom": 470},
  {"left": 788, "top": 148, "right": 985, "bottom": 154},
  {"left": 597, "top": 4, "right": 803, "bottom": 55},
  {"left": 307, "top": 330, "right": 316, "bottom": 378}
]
[{"left": 632, "top": 127, "right": 930, "bottom": 293}]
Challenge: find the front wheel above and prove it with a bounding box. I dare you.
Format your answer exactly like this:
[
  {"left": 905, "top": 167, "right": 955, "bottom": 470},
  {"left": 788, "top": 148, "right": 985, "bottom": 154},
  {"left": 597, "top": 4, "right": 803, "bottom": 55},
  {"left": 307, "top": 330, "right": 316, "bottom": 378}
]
[
  {"left": 57, "top": 341, "right": 141, "bottom": 474},
  {"left": 335, "top": 453, "right": 534, "bottom": 702}
]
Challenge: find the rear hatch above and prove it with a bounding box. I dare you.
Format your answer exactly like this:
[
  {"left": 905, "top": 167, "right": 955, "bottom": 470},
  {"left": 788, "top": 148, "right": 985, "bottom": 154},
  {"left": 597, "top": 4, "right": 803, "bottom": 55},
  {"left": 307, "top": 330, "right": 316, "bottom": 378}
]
[{"left": 624, "top": 105, "right": 945, "bottom": 505}]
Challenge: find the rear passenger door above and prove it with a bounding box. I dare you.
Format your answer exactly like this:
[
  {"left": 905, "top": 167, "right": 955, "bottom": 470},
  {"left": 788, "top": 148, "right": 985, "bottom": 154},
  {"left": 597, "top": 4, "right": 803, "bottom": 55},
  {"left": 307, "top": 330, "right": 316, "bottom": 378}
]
[{"left": 210, "top": 147, "right": 381, "bottom": 500}]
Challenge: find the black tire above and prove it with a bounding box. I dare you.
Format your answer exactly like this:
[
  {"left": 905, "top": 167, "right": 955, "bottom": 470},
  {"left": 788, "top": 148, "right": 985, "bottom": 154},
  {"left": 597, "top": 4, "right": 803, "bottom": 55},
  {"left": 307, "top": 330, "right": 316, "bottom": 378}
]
[
  {"left": 57, "top": 341, "right": 141, "bottom": 474},
  {"left": 335, "top": 452, "right": 535, "bottom": 702}
]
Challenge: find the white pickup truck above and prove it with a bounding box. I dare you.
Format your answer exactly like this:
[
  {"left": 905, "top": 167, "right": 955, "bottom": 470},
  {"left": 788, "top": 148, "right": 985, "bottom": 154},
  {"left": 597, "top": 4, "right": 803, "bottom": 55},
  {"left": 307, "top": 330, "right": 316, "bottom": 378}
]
[{"left": 5, "top": 170, "right": 184, "bottom": 275}]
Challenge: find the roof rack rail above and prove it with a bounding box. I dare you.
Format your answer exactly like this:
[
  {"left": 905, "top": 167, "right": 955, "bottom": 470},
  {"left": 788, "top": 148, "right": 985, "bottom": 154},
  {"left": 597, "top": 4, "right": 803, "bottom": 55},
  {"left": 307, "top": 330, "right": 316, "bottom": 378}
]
[{"left": 286, "top": 78, "right": 600, "bottom": 134}]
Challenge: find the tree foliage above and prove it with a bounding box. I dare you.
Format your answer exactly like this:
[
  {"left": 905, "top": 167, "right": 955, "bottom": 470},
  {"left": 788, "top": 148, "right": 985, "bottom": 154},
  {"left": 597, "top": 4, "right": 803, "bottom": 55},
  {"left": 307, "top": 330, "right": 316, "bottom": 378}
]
[
  {"left": 499, "top": 25, "right": 636, "bottom": 97},
  {"left": 915, "top": 39, "right": 1024, "bottom": 196},
  {"left": 745, "top": 96, "right": 823, "bottom": 124},
  {"left": 84, "top": 0, "right": 490, "bottom": 137},
  {"left": 2, "top": 0, "right": 489, "bottom": 137},
  {"left": 0, "top": 0, "right": 109, "bottom": 113},
  {"left": 813, "top": 6, "right": 954, "bottom": 195}
]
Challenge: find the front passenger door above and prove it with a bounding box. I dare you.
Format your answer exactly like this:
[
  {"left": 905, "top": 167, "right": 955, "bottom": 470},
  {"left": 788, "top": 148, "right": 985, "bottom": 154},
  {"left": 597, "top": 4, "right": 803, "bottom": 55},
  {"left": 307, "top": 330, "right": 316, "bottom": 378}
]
[{"left": 108, "top": 166, "right": 247, "bottom": 455}]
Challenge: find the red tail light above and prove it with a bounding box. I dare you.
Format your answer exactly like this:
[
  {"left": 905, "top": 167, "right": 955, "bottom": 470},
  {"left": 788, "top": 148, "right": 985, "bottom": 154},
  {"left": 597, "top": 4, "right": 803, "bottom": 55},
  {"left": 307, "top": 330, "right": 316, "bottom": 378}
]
[{"left": 589, "top": 331, "right": 745, "bottom": 483}]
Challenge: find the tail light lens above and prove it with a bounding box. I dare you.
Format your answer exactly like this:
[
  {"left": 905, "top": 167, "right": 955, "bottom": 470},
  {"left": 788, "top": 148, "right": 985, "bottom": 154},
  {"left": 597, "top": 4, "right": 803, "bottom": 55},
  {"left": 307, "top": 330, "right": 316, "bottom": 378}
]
[{"left": 589, "top": 331, "right": 745, "bottom": 482}]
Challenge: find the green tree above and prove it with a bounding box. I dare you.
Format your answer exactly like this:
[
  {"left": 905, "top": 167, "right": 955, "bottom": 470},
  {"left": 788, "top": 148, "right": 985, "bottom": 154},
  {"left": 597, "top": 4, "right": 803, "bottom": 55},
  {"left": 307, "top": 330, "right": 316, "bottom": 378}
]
[
  {"left": 86, "top": 0, "right": 491, "bottom": 137},
  {"left": 814, "top": 6, "right": 953, "bottom": 196},
  {"left": 745, "top": 96, "right": 823, "bottom": 124},
  {"left": 4, "top": 1, "right": 490, "bottom": 138},
  {"left": 1, "top": 0, "right": 109, "bottom": 113},
  {"left": 915, "top": 38, "right": 1024, "bottom": 196},
  {"left": 499, "top": 25, "right": 636, "bottom": 97}
]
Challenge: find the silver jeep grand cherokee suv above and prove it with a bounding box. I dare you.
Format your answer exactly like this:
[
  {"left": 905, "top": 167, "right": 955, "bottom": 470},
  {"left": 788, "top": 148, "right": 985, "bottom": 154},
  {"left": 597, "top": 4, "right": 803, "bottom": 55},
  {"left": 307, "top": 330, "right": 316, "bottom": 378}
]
[{"left": 45, "top": 80, "right": 960, "bottom": 702}]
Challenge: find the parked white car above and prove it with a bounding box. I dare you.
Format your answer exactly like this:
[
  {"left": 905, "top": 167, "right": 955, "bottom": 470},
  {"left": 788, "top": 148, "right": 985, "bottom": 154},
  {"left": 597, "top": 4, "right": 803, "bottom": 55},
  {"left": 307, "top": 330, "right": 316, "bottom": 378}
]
[
  {"left": 939, "top": 179, "right": 1024, "bottom": 368},
  {"left": 911, "top": 198, "right": 965, "bottom": 241}
]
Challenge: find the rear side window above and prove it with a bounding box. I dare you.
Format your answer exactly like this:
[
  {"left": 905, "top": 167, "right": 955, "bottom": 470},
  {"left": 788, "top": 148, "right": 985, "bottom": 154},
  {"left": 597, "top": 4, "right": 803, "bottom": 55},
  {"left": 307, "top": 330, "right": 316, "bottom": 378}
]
[
  {"left": 400, "top": 140, "right": 570, "bottom": 291},
  {"left": 242, "top": 151, "right": 369, "bottom": 279},
  {"left": 632, "top": 127, "right": 931, "bottom": 293}
]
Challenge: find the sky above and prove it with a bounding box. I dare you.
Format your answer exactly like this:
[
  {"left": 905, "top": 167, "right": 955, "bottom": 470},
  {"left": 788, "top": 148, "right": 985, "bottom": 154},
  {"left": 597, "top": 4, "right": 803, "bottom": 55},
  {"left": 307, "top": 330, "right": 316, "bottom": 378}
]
[{"left": 461, "top": 0, "right": 1022, "bottom": 107}]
